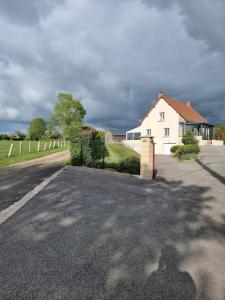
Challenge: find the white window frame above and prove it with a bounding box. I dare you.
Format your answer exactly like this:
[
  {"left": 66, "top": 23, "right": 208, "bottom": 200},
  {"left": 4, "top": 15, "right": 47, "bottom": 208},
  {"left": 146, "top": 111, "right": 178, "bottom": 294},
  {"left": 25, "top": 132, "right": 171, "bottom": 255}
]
[
  {"left": 159, "top": 112, "right": 165, "bottom": 122},
  {"left": 146, "top": 129, "right": 151, "bottom": 136},
  {"left": 164, "top": 128, "right": 170, "bottom": 137}
]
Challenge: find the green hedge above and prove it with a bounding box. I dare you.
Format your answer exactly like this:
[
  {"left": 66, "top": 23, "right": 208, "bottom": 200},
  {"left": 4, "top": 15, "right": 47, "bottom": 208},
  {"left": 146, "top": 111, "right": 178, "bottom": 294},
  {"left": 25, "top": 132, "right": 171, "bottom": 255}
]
[
  {"left": 170, "top": 145, "right": 181, "bottom": 154},
  {"left": 182, "top": 130, "right": 198, "bottom": 145},
  {"left": 105, "top": 158, "right": 140, "bottom": 175},
  {"left": 171, "top": 144, "right": 200, "bottom": 160},
  {"left": 178, "top": 144, "right": 200, "bottom": 156},
  {"left": 179, "top": 153, "right": 198, "bottom": 161},
  {"left": 70, "top": 125, "right": 108, "bottom": 167}
]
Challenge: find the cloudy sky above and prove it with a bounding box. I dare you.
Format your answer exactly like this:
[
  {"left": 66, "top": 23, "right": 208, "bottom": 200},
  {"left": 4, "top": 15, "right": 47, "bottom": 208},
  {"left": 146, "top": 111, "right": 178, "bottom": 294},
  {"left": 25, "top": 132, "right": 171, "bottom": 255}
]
[{"left": 0, "top": 0, "right": 225, "bottom": 131}]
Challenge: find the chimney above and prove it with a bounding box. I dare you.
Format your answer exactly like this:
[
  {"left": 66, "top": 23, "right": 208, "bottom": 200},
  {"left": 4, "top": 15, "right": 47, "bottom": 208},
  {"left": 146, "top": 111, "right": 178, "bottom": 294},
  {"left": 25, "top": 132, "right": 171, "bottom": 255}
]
[
  {"left": 157, "top": 91, "right": 164, "bottom": 99},
  {"left": 186, "top": 101, "right": 192, "bottom": 107}
]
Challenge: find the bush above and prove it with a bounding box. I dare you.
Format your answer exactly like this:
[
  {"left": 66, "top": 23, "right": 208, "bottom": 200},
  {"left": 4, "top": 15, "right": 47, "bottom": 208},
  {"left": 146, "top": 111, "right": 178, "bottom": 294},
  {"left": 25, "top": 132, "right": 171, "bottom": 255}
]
[
  {"left": 177, "top": 144, "right": 200, "bottom": 159},
  {"left": 116, "top": 158, "right": 140, "bottom": 174},
  {"left": 170, "top": 145, "right": 181, "bottom": 155},
  {"left": 0, "top": 133, "right": 10, "bottom": 140},
  {"left": 182, "top": 130, "right": 198, "bottom": 145},
  {"left": 70, "top": 125, "right": 107, "bottom": 167},
  {"left": 179, "top": 153, "right": 198, "bottom": 161},
  {"left": 105, "top": 158, "right": 140, "bottom": 175}
]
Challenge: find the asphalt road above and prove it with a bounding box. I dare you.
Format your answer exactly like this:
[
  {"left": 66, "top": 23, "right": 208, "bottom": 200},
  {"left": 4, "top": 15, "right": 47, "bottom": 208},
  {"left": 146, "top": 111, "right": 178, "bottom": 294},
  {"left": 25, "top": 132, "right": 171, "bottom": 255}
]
[
  {"left": 0, "top": 148, "right": 225, "bottom": 299},
  {"left": 0, "top": 150, "right": 70, "bottom": 212}
]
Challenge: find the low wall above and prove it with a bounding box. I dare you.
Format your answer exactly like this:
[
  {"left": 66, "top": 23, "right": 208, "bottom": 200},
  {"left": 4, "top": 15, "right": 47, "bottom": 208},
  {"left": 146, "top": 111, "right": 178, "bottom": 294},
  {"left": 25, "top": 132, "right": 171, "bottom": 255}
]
[
  {"left": 122, "top": 140, "right": 141, "bottom": 154},
  {"left": 196, "top": 136, "right": 208, "bottom": 146},
  {"left": 212, "top": 140, "right": 224, "bottom": 146}
]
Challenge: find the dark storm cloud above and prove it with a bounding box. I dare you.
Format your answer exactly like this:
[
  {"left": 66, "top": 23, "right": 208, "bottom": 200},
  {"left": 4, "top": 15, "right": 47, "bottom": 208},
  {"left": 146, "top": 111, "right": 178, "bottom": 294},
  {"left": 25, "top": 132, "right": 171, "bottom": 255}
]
[
  {"left": 0, "top": 0, "right": 224, "bottom": 130},
  {"left": 0, "top": 0, "right": 63, "bottom": 25}
]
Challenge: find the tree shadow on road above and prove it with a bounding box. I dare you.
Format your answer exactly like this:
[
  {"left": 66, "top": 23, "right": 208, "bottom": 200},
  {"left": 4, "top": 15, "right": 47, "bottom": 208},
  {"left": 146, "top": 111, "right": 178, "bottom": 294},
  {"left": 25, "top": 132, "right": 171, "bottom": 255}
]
[{"left": 0, "top": 167, "right": 224, "bottom": 299}]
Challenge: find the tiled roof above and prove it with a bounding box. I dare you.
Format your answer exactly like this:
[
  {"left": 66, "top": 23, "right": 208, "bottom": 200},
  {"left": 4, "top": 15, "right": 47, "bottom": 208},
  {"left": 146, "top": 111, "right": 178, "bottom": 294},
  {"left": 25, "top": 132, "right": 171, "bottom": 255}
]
[
  {"left": 141, "top": 92, "right": 208, "bottom": 124},
  {"left": 161, "top": 94, "right": 207, "bottom": 123}
]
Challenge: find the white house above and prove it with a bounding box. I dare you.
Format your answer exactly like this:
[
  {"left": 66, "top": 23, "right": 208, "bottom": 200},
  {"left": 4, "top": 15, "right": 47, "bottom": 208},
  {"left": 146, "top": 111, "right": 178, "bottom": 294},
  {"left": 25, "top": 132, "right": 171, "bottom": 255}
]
[{"left": 123, "top": 92, "right": 221, "bottom": 155}]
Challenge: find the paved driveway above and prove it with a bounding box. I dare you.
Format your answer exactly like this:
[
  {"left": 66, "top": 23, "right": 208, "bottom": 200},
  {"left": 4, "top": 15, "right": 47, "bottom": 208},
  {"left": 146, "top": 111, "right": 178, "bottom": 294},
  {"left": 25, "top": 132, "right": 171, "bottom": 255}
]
[
  {"left": 156, "top": 145, "right": 225, "bottom": 185},
  {"left": 0, "top": 158, "right": 225, "bottom": 299}
]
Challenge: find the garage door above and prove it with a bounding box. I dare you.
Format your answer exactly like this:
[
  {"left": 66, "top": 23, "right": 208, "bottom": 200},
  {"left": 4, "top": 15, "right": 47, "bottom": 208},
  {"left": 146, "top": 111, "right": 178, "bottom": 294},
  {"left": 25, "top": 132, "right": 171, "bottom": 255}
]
[{"left": 163, "top": 143, "right": 176, "bottom": 155}]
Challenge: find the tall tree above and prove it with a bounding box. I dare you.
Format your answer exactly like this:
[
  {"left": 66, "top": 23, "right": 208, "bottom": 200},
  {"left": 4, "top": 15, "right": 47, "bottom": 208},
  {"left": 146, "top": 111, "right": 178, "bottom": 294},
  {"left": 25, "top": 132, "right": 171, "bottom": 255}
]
[
  {"left": 28, "top": 118, "right": 46, "bottom": 140},
  {"left": 50, "top": 93, "right": 86, "bottom": 137}
]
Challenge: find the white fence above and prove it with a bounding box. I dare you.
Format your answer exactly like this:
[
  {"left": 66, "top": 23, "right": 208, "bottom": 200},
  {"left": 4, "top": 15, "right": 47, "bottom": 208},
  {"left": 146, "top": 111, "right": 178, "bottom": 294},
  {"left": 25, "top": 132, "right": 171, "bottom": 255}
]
[{"left": 0, "top": 140, "right": 70, "bottom": 158}]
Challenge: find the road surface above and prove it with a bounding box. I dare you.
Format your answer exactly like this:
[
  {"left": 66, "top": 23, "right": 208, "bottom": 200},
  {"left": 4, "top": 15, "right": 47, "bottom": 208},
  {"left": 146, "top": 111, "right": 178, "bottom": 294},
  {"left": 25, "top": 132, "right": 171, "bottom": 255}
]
[{"left": 0, "top": 150, "right": 70, "bottom": 212}]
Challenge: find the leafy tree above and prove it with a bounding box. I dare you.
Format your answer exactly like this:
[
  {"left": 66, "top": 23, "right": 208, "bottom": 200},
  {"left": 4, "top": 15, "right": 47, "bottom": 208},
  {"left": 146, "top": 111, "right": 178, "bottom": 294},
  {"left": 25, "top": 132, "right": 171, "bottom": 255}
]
[
  {"left": 50, "top": 93, "right": 86, "bottom": 138},
  {"left": 182, "top": 130, "right": 198, "bottom": 145},
  {"left": 28, "top": 118, "right": 46, "bottom": 140}
]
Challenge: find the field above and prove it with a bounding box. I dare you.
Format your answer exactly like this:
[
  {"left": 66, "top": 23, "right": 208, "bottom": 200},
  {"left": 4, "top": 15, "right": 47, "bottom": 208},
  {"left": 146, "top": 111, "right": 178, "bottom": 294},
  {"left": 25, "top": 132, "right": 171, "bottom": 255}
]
[
  {"left": 105, "top": 143, "right": 139, "bottom": 163},
  {"left": 0, "top": 139, "right": 69, "bottom": 168}
]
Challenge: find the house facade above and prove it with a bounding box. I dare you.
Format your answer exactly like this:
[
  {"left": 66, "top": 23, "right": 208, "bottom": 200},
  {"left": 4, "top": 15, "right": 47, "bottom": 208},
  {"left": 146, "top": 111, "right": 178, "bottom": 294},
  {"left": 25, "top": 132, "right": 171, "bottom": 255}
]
[{"left": 123, "top": 92, "right": 220, "bottom": 155}]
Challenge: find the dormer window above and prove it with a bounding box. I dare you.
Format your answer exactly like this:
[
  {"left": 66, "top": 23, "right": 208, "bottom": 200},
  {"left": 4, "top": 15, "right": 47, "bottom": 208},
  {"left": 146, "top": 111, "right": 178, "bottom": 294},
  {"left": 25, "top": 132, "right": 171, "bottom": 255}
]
[{"left": 159, "top": 112, "right": 165, "bottom": 121}]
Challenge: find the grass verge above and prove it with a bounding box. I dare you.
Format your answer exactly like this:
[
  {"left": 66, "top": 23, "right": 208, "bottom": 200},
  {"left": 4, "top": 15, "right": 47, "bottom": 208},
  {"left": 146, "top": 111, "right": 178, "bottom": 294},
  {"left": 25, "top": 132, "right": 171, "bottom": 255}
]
[
  {"left": 105, "top": 143, "right": 139, "bottom": 163},
  {"left": 104, "top": 143, "right": 140, "bottom": 174}
]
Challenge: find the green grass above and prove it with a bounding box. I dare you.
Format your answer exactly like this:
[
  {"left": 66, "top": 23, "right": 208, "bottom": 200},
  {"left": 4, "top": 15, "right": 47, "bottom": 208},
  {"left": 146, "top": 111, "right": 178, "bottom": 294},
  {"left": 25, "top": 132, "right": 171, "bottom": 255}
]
[
  {"left": 0, "top": 140, "right": 69, "bottom": 168},
  {"left": 105, "top": 143, "right": 139, "bottom": 163}
]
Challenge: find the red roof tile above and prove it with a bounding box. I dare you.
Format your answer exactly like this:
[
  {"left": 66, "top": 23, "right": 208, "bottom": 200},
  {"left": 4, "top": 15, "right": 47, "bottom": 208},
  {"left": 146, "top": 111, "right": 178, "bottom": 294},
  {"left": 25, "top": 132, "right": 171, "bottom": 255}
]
[
  {"left": 141, "top": 93, "right": 208, "bottom": 124},
  {"left": 161, "top": 94, "right": 207, "bottom": 123}
]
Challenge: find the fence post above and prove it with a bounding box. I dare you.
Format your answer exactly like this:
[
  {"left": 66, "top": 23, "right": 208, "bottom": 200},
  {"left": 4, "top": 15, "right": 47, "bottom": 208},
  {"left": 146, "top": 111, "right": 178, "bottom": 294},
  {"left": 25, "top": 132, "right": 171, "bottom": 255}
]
[
  {"left": 37, "top": 141, "right": 40, "bottom": 152},
  {"left": 80, "top": 141, "right": 83, "bottom": 165},
  {"left": 19, "top": 141, "right": 22, "bottom": 155},
  {"left": 8, "top": 143, "right": 13, "bottom": 157},
  {"left": 53, "top": 140, "right": 56, "bottom": 148},
  {"left": 28, "top": 141, "right": 31, "bottom": 153},
  {"left": 49, "top": 141, "right": 52, "bottom": 150},
  {"left": 64, "top": 140, "right": 66, "bottom": 147},
  {"left": 44, "top": 142, "right": 47, "bottom": 151},
  {"left": 58, "top": 140, "right": 60, "bottom": 148},
  {"left": 102, "top": 141, "right": 105, "bottom": 169}
]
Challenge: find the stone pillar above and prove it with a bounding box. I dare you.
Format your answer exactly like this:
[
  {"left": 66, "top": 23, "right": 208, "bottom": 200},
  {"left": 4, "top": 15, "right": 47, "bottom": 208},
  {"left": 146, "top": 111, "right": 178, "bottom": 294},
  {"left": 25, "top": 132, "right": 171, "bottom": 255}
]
[{"left": 140, "top": 136, "right": 154, "bottom": 180}]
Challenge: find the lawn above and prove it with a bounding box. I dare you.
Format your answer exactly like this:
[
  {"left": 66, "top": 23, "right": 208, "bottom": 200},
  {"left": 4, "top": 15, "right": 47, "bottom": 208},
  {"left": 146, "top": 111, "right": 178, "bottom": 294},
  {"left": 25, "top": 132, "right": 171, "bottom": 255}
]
[
  {"left": 0, "top": 140, "right": 69, "bottom": 168},
  {"left": 105, "top": 143, "right": 139, "bottom": 163}
]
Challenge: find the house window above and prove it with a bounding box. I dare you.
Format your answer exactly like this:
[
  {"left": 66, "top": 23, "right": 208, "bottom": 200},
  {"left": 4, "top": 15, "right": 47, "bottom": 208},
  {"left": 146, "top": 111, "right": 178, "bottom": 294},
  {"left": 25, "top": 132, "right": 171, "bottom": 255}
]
[
  {"left": 127, "top": 133, "right": 133, "bottom": 140},
  {"left": 146, "top": 129, "right": 151, "bottom": 136},
  {"left": 134, "top": 132, "right": 141, "bottom": 140},
  {"left": 164, "top": 128, "right": 170, "bottom": 136},
  {"left": 159, "top": 112, "right": 165, "bottom": 121},
  {"left": 179, "top": 123, "right": 185, "bottom": 137}
]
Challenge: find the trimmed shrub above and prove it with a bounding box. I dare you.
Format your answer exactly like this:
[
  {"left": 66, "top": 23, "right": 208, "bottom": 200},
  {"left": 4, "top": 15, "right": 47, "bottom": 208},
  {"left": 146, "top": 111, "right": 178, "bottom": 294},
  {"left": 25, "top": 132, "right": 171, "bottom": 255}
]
[
  {"left": 179, "top": 153, "right": 198, "bottom": 161},
  {"left": 170, "top": 145, "right": 181, "bottom": 155},
  {"left": 182, "top": 130, "right": 198, "bottom": 145},
  {"left": 177, "top": 144, "right": 200, "bottom": 159},
  {"left": 70, "top": 125, "right": 107, "bottom": 167}
]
